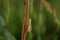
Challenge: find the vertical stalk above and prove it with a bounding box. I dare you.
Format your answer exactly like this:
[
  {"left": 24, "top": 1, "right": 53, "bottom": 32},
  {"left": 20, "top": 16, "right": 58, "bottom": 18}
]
[
  {"left": 4, "top": 0, "right": 10, "bottom": 24},
  {"left": 21, "top": 0, "right": 30, "bottom": 40}
]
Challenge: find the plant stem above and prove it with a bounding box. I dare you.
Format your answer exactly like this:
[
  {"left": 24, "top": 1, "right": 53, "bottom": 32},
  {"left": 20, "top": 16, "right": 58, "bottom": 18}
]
[{"left": 21, "top": 0, "right": 30, "bottom": 40}]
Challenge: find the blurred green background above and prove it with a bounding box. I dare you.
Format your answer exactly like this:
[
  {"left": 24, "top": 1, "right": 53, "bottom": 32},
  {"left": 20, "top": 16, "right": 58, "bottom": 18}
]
[{"left": 0, "top": 0, "right": 60, "bottom": 40}]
